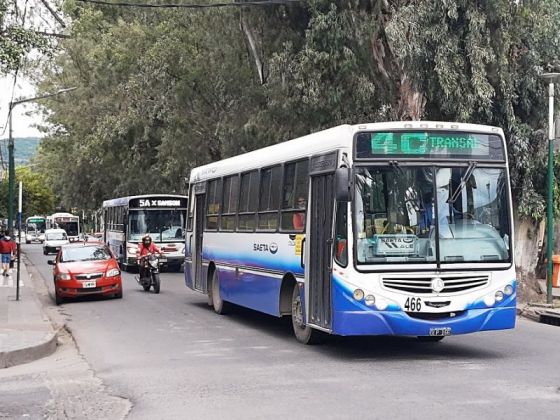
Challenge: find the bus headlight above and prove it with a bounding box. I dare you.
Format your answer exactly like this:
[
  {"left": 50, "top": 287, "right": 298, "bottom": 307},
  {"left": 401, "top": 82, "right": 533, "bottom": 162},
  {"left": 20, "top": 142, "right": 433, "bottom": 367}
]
[
  {"left": 495, "top": 291, "right": 504, "bottom": 302},
  {"left": 504, "top": 285, "right": 514, "bottom": 296},
  {"left": 127, "top": 248, "right": 137, "bottom": 255},
  {"left": 364, "top": 295, "right": 376, "bottom": 306},
  {"left": 353, "top": 289, "right": 364, "bottom": 301}
]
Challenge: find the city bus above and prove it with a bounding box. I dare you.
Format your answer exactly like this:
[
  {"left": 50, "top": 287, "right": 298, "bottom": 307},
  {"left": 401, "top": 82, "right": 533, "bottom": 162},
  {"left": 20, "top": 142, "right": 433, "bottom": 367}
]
[
  {"left": 184, "top": 121, "right": 516, "bottom": 344},
  {"left": 25, "top": 215, "right": 46, "bottom": 243},
  {"left": 102, "top": 195, "right": 188, "bottom": 271},
  {"left": 46, "top": 212, "right": 81, "bottom": 242}
]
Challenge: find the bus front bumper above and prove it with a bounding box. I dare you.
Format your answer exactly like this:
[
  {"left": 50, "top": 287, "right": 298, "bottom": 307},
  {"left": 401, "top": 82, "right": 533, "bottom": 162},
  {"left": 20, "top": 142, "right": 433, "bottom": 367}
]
[{"left": 331, "top": 306, "right": 516, "bottom": 336}]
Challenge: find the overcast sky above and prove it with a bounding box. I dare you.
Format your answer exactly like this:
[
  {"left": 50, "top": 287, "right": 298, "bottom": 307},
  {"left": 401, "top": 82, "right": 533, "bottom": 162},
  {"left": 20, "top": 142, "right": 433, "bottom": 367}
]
[
  {"left": 0, "top": 76, "right": 44, "bottom": 139},
  {"left": 0, "top": 0, "right": 63, "bottom": 139}
]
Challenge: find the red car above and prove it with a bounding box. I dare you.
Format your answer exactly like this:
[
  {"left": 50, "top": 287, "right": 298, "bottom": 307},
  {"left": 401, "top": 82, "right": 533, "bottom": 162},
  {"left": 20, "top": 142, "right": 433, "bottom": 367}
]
[{"left": 48, "top": 243, "right": 123, "bottom": 305}]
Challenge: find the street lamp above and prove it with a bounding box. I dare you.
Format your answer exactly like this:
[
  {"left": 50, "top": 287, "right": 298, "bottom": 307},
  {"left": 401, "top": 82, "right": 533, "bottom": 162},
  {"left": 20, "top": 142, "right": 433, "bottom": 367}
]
[
  {"left": 541, "top": 73, "right": 560, "bottom": 305},
  {"left": 7, "top": 87, "right": 77, "bottom": 234}
]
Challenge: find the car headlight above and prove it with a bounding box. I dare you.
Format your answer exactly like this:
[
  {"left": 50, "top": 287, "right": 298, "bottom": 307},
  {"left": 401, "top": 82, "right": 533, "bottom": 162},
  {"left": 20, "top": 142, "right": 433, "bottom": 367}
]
[
  {"left": 127, "top": 248, "right": 137, "bottom": 255},
  {"left": 56, "top": 273, "right": 71, "bottom": 281},
  {"left": 106, "top": 268, "right": 120, "bottom": 277}
]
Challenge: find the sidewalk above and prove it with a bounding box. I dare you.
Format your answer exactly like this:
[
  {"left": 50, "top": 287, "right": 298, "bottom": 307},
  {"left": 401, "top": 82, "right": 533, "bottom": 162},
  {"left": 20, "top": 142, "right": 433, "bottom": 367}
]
[{"left": 0, "top": 261, "right": 58, "bottom": 368}]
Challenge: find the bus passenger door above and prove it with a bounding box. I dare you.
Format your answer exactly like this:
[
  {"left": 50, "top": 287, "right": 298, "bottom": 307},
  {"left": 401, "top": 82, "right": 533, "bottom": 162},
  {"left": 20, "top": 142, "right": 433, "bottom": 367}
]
[
  {"left": 192, "top": 192, "right": 206, "bottom": 292},
  {"left": 305, "top": 153, "right": 337, "bottom": 331}
]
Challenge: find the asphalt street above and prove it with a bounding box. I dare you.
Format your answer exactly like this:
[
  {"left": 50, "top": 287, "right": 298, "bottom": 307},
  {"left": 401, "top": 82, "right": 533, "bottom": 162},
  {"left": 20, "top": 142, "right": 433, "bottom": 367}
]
[{"left": 24, "top": 244, "right": 560, "bottom": 420}]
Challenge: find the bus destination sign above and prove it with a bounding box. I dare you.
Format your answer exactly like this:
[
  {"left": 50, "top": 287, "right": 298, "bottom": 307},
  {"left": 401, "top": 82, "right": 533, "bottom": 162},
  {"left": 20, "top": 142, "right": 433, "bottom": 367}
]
[
  {"left": 131, "top": 198, "right": 188, "bottom": 208},
  {"left": 355, "top": 131, "right": 505, "bottom": 160}
]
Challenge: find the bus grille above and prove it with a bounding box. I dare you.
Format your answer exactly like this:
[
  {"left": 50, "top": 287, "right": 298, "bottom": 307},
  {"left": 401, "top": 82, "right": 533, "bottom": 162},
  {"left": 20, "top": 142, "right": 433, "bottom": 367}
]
[{"left": 382, "top": 275, "right": 489, "bottom": 294}]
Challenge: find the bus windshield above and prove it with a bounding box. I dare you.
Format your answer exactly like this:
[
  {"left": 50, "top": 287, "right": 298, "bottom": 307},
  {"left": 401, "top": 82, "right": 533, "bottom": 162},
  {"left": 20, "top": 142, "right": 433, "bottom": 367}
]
[
  {"left": 128, "top": 209, "right": 184, "bottom": 242},
  {"left": 354, "top": 166, "right": 510, "bottom": 265},
  {"left": 26, "top": 219, "right": 46, "bottom": 233},
  {"left": 56, "top": 221, "right": 79, "bottom": 237}
]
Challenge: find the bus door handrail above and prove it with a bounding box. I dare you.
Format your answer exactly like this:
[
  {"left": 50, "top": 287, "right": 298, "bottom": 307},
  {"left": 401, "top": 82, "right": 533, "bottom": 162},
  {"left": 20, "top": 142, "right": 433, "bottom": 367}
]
[{"left": 300, "top": 237, "right": 306, "bottom": 268}]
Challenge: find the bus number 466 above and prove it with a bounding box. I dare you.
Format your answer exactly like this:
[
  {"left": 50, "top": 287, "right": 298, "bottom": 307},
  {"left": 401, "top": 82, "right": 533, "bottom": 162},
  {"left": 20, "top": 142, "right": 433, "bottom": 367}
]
[{"left": 404, "top": 297, "right": 422, "bottom": 312}]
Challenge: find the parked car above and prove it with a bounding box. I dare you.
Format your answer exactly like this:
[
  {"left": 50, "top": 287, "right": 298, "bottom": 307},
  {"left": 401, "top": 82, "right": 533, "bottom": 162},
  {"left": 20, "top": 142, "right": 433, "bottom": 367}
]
[
  {"left": 43, "top": 229, "right": 70, "bottom": 255},
  {"left": 48, "top": 243, "right": 123, "bottom": 305}
]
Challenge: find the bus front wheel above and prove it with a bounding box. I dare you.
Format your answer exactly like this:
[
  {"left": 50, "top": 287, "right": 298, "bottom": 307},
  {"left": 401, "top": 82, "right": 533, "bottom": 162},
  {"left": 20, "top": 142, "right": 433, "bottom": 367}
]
[
  {"left": 291, "top": 284, "right": 323, "bottom": 345},
  {"left": 211, "top": 270, "right": 231, "bottom": 315}
]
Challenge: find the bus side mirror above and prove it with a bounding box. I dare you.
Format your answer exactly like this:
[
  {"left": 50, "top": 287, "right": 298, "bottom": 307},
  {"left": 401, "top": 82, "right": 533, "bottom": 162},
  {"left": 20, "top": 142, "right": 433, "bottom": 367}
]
[{"left": 335, "top": 168, "right": 351, "bottom": 202}]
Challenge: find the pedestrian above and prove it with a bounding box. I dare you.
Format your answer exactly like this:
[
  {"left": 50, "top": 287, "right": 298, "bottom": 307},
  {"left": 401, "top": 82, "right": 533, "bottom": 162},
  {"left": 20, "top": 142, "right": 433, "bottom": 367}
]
[
  {"left": 0, "top": 231, "right": 12, "bottom": 277},
  {"left": 8, "top": 235, "right": 17, "bottom": 274}
]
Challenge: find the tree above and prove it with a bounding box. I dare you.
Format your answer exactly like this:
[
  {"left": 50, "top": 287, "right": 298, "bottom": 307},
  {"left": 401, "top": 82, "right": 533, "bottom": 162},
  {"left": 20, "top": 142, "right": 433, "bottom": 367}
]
[
  {"left": 0, "top": 166, "right": 54, "bottom": 220},
  {"left": 0, "top": 0, "right": 49, "bottom": 74},
  {"left": 34, "top": 0, "right": 560, "bottom": 278}
]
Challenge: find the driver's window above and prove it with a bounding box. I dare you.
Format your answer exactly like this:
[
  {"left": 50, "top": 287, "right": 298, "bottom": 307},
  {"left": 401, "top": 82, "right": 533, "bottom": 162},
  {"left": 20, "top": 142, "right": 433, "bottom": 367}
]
[{"left": 334, "top": 203, "right": 348, "bottom": 267}]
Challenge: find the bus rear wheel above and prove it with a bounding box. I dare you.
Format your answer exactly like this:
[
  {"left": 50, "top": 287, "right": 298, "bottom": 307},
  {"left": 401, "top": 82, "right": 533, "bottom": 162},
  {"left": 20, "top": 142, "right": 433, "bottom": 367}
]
[
  {"left": 211, "top": 270, "right": 231, "bottom": 315},
  {"left": 291, "top": 284, "right": 323, "bottom": 345}
]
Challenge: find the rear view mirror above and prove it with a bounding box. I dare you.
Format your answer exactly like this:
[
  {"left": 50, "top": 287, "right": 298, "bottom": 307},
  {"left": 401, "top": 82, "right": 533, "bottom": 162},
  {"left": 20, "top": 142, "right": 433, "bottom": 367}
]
[
  {"left": 47, "top": 260, "right": 55, "bottom": 265},
  {"left": 335, "top": 167, "right": 351, "bottom": 202}
]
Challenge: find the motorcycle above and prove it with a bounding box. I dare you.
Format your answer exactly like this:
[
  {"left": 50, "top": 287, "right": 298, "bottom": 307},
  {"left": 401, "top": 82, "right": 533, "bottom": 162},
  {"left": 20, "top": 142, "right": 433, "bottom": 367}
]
[{"left": 136, "top": 253, "right": 165, "bottom": 293}]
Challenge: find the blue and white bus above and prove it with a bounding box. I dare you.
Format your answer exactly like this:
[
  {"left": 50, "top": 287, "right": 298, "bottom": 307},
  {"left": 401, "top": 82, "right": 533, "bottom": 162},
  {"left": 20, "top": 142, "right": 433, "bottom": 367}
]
[
  {"left": 102, "top": 195, "right": 188, "bottom": 271},
  {"left": 185, "top": 122, "right": 515, "bottom": 344}
]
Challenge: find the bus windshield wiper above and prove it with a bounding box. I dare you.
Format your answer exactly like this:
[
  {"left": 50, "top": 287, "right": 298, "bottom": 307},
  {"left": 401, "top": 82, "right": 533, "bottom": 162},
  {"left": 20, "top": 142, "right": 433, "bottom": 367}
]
[{"left": 447, "top": 161, "right": 477, "bottom": 204}]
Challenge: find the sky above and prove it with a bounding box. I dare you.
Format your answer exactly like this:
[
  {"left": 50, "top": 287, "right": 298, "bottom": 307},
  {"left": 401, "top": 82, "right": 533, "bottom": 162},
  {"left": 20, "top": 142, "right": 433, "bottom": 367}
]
[
  {"left": 0, "top": 0, "right": 63, "bottom": 140},
  {"left": 0, "top": 75, "right": 44, "bottom": 139}
]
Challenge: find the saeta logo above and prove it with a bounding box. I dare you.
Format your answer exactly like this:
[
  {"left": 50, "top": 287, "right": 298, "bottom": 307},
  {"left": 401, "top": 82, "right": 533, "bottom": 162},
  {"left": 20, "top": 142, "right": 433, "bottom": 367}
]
[{"left": 253, "top": 242, "right": 279, "bottom": 254}]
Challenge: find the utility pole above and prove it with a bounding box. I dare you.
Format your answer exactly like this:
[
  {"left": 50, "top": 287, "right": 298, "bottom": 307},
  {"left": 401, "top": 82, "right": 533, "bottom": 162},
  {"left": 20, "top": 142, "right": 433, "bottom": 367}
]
[
  {"left": 541, "top": 73, "right": 560, "bottom": 304},
  {"left": 7, "top": 87, "right": 77, "bottom": 235}
]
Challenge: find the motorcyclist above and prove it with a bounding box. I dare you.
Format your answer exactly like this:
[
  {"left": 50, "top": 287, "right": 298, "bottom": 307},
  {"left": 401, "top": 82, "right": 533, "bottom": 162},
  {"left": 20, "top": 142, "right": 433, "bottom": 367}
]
[{"left": 137, "top": 235, "right": 162, "bottom": 279}]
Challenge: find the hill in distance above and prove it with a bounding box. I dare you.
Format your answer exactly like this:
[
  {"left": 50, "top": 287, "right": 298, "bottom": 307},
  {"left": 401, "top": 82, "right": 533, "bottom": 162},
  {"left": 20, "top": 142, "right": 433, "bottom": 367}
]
[{"left": 0, "top": 137, "right": 41, "bottom": 165}]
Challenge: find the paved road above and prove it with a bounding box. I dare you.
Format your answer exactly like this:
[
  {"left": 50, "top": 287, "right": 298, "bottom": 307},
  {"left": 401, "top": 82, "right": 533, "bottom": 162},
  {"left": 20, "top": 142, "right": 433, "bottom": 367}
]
[{"left": 26, "top": 244, "right": 560, "bottom": 419}]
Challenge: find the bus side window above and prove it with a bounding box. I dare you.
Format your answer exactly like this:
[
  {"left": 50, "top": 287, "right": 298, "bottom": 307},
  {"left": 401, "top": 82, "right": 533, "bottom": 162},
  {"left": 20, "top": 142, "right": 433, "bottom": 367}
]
[
  {"left": 238, "top": 171, "right": 258, "bottom": 231},
  {"left": 257, "top": 165, "right": 281, "bottom": 231},
  {"left": 187, "top": 186, "right": 194, "bottom": 231},
  {"left": 205, "top": 179, "right": 222, "bottom": 231},
  {"left": 334, "top": 203, "right": 348, "bottom": 267},
  {"left": 280, "top": 159, "right": 309, "bottom": 232},
  {"left": 221, "top": 175, "right": 240, "bottom": 231}
]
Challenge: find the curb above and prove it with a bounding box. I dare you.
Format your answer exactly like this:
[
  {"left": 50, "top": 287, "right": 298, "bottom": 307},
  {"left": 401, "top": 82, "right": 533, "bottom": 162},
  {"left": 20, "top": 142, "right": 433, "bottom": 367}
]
[{"left": 0, "top": 328, "right": 59, "bottom": 369}]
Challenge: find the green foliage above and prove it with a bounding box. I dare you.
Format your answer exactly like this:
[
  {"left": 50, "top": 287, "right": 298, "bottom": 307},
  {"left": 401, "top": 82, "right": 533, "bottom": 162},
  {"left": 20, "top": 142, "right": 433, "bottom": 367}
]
[
  {"left": 0, "top": 0, "right": 49, "bottom": 74},
  {"left": 0, "top": 166, "right": 54, "bottom": 219},
  {"left": 35, "top": 0, "right": 560, "bottom": 221}
]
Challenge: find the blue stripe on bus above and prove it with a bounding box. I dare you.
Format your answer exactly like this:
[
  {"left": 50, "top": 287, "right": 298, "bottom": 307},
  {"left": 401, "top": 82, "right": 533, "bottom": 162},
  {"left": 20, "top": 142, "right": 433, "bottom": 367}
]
[{"left": 202, "top": 248, "right": 304, "bottom": 276}]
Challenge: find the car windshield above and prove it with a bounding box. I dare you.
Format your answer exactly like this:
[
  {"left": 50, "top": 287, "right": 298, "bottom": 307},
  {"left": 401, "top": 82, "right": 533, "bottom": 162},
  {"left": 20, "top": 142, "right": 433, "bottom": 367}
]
[
  {"left": 47, "top": 233, "right": 67, "bottom": 240},
  {"left": 128, "top": 209, "right": 184, "bottom": 242},
  {"left": 61, "top": 246, "right": 112, "bottom": 262},
  {"left": 354, "top": 166, "right": 510, "bottom": 265}
]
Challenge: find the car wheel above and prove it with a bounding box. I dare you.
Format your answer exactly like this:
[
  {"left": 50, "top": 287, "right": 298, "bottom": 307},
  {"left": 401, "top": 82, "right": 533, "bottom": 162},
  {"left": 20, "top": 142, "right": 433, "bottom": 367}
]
[
  {"left": 211, "top": 270, "right": 231, "bottom": 315},
  {"left": 43, "top": 249, "right": 47, "bottom": 255},
  {"left": 114, "top": 290, "right": 123, "bottom": 299},
  {"left": 55, "top": 291, "right": 63, "bottom": 305},
  {"left": 291, "top": 283, "right": 324, "bottom": 345}
]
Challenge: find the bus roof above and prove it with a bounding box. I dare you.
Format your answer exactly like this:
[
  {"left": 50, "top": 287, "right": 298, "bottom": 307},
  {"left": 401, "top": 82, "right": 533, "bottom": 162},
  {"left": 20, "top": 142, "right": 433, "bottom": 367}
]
[
  {"left": 102, "top": 194, "right": 188, "bottom": 208},
  {"left": 49, "top": 212, "right": 78, "bottom": 218},
  {"left": 189, "top": 121, "right": 505, "bottom": 182}
]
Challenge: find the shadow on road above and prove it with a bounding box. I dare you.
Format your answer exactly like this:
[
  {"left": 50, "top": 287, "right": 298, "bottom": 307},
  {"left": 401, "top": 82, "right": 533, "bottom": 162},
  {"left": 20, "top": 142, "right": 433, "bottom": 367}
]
[{"left": 187, "top": 300, "right": 504, "bottom": 361}]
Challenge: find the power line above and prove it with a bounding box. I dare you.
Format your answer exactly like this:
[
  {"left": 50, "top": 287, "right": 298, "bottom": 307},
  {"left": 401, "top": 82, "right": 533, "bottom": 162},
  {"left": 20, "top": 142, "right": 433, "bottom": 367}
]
[{"left": 75, "top": 0, "right": 302, "bottom": 8}]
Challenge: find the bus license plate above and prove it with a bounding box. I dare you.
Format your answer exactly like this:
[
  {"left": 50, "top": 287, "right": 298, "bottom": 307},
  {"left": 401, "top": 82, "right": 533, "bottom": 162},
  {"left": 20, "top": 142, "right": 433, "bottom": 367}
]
[
  {"left": 82, "top": 281, "right": 96, "bottom": 288},
  {"left": 429, "top": 327, "right": 451, "bottom": 337}
]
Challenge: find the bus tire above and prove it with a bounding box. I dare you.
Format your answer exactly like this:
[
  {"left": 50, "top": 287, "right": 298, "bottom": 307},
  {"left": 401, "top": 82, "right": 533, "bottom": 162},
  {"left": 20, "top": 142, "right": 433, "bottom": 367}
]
[
  {"left": 211, "top": 270, "right": 230, "bottom": 315},
  {"left": 291, "top": 284, "right": 323, "bottom": 345},
  {"left": 417, "top": 336, "right": 445, "bottom": 343}
]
